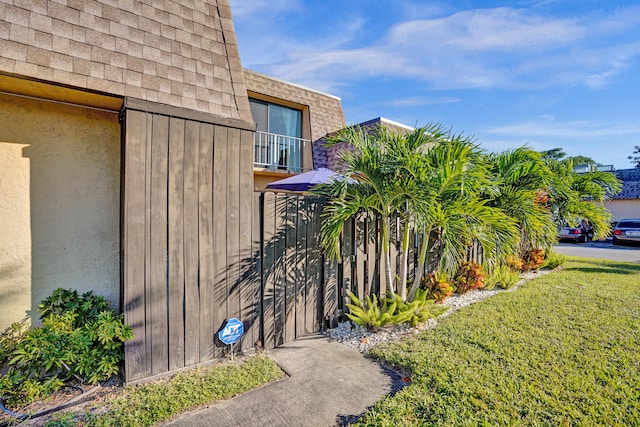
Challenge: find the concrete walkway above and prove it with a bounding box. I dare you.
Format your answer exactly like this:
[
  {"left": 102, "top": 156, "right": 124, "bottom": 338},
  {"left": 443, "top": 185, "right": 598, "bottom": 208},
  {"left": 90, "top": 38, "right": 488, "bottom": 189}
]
[{"left": 163, "top": 334, "right": 404, "bottom": 427}]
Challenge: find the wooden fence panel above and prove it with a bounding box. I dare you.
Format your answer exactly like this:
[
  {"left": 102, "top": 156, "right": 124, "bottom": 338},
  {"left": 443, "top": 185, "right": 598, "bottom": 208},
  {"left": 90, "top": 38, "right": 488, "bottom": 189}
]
[
  {"left": 261, "top": 192, "right": 276, "bottom": 349},
  {"left": 198, "top": 122, "right": 215, "bottom": 362},
  {"left": 212, "top": 125, "right": 228, "bottom": 359},
  {"left": 226, "top": 128, "right": 241, "bottom": 330},
  {"left": 149, "top": 114, "right": 169, "bottom": 376},
  {"left": 182, "top": 120, "right": 200, "bottom": 366},
  {"left": 342, "top": 219, "right": 354, "bottom": 304},
  {"left": 284, "top": 195, "right": 297, "bottom": 343},
  {"left": 239, "top": 129, "right": 257, "bottom": 352},
  {"left": 355, "top": 218, "right": 366, "bottom": 299},
  {"left": 251, "top": 192, "right": 263, "bottom": 349},
  {"left": 273, "top": 194, "right": 287, "bottom": 347},
  {"left": 366, "top": 217, "right": 377, "bottom": 297},
  {"left": 123, "top": 110, "right": 149, "bottom": 382},
  {"left": 167, "top": 117, "right": 185, "bottom": 371},
  {"left": 306, "top": 197, "right": 321, "bottom": 334},
  {"left": 295, "top": 197, "right": 307, "bottom": 338}
]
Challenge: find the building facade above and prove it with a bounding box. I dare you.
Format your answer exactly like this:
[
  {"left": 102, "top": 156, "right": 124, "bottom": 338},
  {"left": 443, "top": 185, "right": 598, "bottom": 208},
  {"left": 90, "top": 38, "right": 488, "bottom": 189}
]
[
  {"left": 1, "top": 0, "right": 258, "bottom": 382},
  {"left": 605, "top": 168, "right": 640, "bottom": 221}
]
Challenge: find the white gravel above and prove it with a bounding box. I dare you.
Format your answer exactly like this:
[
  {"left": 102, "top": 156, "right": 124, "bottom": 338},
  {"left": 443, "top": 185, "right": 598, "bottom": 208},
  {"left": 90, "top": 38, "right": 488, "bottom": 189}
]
[{"left": 324, "top": 270, "right": 551, "bottom": 354}]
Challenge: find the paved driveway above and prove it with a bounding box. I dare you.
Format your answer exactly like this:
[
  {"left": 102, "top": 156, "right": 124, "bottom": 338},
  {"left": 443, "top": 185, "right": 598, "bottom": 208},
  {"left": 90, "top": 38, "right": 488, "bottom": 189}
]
[{"left": 554, "top": 240, "right": 640, "bottom": 263}]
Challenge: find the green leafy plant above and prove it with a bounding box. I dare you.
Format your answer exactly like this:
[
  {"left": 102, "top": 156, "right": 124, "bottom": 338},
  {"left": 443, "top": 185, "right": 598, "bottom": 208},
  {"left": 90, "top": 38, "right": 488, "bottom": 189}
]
[
  {"left": 0, "top": 288, "right": 133, "bottom": 408},
  {"left": 345, "top": 292, "right": 409, "bottom": 329},
  {"left": 420, "top": 271, "right": 454, "bottom": 303},
  {"left": 485, "top": 264, "right": 521, "bottom": 290},
  {"left": 541, "top": 250, "right": 566, "bottom": 269},
  {"left": 392, "top": 289, "right": 448, "bottom": 326},
  {"left": 38, "top": 288, "right": 111, "bottom": 325},
  {"left": 346, "top": 290, "right": 447, "bottom": 329},
  {"left": 453, "top": 261, "right": 485, "bottom": 294},
  {"left": 0, "top": 321, "right": 27, "bottom": 366}
]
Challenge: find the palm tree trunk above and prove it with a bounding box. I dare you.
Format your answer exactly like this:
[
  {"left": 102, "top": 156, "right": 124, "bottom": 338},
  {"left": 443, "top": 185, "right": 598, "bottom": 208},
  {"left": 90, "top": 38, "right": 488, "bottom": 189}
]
[
  {"left": 398, "top": 217, "right": 411, "bottom": 301},
  {"left": 380, "top": 215, "right": 392, "bottom": 298},
  {"left": 408, "top": 226, "right": 432, "bottom": 301}
]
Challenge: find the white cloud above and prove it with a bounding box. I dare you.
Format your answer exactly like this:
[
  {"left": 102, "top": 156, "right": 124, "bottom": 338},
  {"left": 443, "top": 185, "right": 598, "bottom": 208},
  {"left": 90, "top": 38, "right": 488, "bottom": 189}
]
[
  {"left": 237, "top": 4, "right": 640, "bottom": 92},
  {"left": 387, "top": 8, "right": 585, "bottom": 52},
  {"left": 228, "top": 0, "right": 303, "bottom": 20},
  {"left": 482, "top": 118, "right": 640, "bottom": 140},
  {"left": 476, "top": 118, "right": 640, "bottom": 167},
  {"left": 386, "top": 96, "right": 462, "bottom": 107}
]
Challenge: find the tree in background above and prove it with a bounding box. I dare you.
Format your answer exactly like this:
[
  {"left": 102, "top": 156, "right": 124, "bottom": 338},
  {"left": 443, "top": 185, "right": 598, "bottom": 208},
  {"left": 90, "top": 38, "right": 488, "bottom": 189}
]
[
  {"left": 487, "top": 147, "right": 556, "bottom": 256},
  {"left": 629, "top": 145, "right": 640, "bottom": 168}
]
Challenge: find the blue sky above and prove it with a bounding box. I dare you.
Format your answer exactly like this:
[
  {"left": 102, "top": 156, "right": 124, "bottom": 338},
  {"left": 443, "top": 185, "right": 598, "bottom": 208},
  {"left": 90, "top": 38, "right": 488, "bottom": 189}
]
[{"left": 228, "top": 1, "right": 640, "bottom": 169}]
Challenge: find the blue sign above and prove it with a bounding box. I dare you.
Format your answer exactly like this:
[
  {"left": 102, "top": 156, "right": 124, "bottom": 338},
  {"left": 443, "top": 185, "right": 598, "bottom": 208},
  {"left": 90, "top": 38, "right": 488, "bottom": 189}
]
[{"left": 218, "top": 318, "right": 244, "bottom": 345}]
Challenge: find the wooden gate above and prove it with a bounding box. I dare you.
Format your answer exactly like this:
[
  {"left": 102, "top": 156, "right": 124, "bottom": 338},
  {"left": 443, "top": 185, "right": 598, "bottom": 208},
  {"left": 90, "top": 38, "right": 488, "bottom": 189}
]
[{"left": 121, "top": 103, "right": 258, "bottom": 383}]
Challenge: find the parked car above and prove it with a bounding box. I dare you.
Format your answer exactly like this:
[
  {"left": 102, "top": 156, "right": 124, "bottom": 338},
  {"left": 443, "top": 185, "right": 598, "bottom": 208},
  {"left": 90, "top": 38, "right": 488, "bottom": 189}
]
[
  {"left": 558, "top": 226, "right": 589, "bottom": 243},
  {"left": 558, "top": 219, "right": 593, "bottom": 243},
  {"left": 612, "top": 219, "right": 640, "bottom": 246}
]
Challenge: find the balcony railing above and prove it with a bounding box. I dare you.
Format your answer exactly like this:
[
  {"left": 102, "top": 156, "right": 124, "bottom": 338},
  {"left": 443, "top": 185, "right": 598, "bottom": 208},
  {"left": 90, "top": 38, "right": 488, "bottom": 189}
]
[{"left": 253, "top": 131, "right": 310, "bottom": 173}]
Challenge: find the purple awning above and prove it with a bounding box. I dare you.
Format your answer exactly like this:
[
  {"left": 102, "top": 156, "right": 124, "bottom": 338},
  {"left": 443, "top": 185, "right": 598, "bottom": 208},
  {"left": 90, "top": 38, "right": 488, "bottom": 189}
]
[{"left": 265, "top": 168, "right": 347, "bottom": 192}]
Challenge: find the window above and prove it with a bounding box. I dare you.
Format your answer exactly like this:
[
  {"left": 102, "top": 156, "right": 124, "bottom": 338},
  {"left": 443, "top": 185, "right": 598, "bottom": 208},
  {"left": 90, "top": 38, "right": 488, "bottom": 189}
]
[
  {"left": 250, "top": 99, "right": 304, "bottom": 171},
  {"left": 249, "top": 99, "right": 302, "bottom": 137}
]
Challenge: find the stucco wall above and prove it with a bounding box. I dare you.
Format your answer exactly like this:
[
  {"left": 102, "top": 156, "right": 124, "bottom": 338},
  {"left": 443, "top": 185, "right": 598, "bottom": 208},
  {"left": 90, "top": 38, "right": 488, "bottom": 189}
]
[
  {"left": 0, "top": 0, "right": 250, "bottom": 121},
  {"left": 0, "top": 93, "right": 120, "bottom": 329},
  {"left": 605, "top": 199, "right": 640, "bottom": 222}
]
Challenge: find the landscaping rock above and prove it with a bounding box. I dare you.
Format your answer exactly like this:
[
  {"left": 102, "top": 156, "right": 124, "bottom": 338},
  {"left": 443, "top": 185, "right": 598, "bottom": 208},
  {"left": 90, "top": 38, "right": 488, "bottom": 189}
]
[{"left": 325, "top": 270, "right": 550, "bottom": 354}]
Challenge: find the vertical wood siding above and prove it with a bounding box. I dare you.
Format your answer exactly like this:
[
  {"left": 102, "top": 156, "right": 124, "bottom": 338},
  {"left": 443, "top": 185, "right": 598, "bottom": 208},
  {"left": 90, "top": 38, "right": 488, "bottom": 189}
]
[{"left": 122, "top": 109, "right": 255, "bottom": 382}]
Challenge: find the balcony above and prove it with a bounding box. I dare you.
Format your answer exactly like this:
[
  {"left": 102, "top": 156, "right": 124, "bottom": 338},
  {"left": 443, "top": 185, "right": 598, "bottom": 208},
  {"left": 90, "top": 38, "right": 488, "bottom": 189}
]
[{"left": 253, "top": 131, "right": 310, "bottom": 173}]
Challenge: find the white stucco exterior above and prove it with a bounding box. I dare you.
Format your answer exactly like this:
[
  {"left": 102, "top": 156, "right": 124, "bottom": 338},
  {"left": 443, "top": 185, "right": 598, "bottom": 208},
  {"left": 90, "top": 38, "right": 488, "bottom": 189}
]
[{"left": 0, "top": 93, "right": 120, "bottom": 329}]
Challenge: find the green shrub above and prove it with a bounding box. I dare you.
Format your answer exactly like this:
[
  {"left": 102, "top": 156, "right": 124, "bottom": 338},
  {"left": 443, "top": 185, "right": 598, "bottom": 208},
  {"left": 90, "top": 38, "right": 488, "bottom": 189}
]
[
  {"left": 394, "top": 289, "right": 448, "bottom": 327},
  {"left": 0, "top": 321, "right": 27, "bottom": 367},
  {"left": 485, "top": 264, "right": 521, "bottom": 290},
  {"left": 0, "top": 288, "right": 133, "bottom": 408},
  {"left": 542, "top": 250, "right": 566, "bottom": 269},
  {"left": 345, "top": 292, "right": 407, "bottom": 329},
  {"left": 346, "top": 290, "right": 447, "bottom": 329}
]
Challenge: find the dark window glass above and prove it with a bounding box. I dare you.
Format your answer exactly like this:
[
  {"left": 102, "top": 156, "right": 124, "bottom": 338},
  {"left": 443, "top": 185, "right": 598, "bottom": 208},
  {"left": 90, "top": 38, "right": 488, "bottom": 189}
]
[
  {"left": 249, "top": 98, "right": 301, "bottom": 138},
  {"left": 618, "top": 221, "right": 640, "bottom": 228}
]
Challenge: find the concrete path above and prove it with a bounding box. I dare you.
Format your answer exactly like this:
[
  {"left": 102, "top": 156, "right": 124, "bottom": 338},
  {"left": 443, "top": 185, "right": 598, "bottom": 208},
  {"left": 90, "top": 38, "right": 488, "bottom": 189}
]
[{"left": 163, "top": 334, "right": 404, "bottom": 427}]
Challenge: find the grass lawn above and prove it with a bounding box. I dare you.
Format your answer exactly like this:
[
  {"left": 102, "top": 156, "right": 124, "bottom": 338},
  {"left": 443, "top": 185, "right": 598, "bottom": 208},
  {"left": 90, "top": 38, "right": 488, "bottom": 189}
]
[
  {"left": 41, "top": 355, "right": 283, "bottom": 427},
  {"left": 359, "top": 257, "right": 640, "bottom": 426}
]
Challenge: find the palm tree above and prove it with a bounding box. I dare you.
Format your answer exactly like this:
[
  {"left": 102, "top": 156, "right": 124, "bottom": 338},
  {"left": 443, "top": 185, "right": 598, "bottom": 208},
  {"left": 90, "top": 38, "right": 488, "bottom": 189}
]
[
  {"left": 318, "top": 123, "right": 524, "bottom": 303},
  {"left": 316, "top": 125, "right": 414, "bottom": 298},
  {"left": 407, "top": 135, "right": 518, "bottom": 301},
  {"left": 486, "top": 147, "right": 556, "bottom": 255}
]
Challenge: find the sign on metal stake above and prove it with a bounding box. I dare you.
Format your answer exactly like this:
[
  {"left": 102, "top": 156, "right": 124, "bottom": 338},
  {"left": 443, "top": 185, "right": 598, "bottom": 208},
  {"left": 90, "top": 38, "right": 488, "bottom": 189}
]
[{"left": 218, "top": 318, "right": 244, "bottom": 360}]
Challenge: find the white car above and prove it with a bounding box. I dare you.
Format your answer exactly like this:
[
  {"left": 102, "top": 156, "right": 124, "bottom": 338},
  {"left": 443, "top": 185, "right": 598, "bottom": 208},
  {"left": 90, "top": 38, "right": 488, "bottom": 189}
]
[{"left": 612, "top": 219, "right": 640, "bottom": 246}]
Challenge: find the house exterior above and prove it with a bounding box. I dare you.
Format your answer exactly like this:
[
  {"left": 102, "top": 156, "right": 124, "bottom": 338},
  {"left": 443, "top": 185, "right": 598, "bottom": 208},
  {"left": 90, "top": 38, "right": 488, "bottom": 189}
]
[
  {"left": 605, "top": 168, "right": 640, "bottom": 221},
  {"left": 0, "top": 0, "right": 261, "bottom": 381},
  {"left": 0, "top": 0, "right": 418, "bottom": 383}
]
